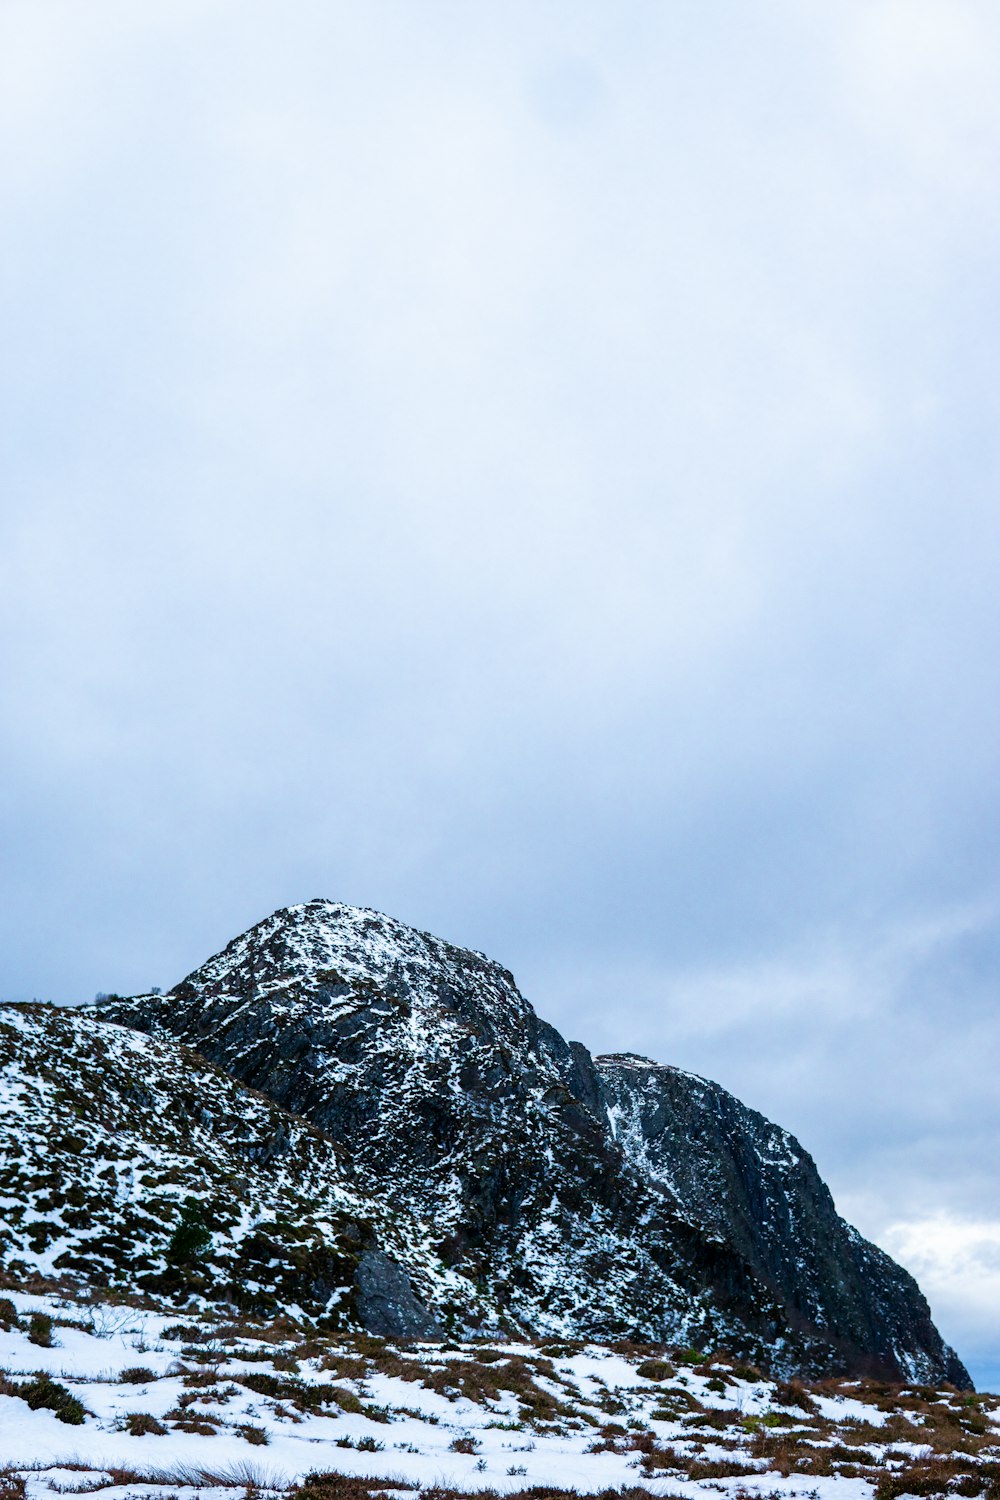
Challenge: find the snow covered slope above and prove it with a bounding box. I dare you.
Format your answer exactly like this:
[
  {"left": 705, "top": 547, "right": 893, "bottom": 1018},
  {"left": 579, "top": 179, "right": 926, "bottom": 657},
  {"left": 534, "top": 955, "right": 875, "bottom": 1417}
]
[
  {"left": 93, "top": 900, "right": 969, "bottom": 1384},
  {"left": 0, "top": 1283, "right": 995, "bottom": 1497},
  {"left": 0, "top": 1003, "right": 487, "bottom": 1335}
]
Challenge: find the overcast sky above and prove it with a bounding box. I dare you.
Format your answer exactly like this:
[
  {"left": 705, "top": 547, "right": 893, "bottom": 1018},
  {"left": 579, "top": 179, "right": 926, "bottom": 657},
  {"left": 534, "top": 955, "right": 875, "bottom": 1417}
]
[{"left": 2, "top": 0, "right": 998, "bottom": 1387}]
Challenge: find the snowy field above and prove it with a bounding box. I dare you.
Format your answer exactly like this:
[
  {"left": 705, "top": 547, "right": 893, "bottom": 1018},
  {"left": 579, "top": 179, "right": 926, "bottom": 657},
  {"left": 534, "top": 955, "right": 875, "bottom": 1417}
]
[{"left": 0, "top": 1287, "right": 997, "bottom": 1500}]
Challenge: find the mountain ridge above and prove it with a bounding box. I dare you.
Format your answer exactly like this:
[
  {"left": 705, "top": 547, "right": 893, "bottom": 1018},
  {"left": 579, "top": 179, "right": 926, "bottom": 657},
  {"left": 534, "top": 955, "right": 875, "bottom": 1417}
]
[{"left": 91, "top": 898, "right": 969, "bottom": 1387}]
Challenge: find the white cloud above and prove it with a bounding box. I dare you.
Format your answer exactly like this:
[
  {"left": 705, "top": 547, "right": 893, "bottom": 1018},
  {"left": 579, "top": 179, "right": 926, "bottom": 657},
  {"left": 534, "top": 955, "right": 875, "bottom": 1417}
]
[
  {"left": 881, "top": 1216, "right": 1000, "bottom": 1384},
  {"left": 883, "top": 1216, "right": 1000, "bottom": 1318},
  {"left": 841, "top": 0, "right": 1000, "bottom": 195}
]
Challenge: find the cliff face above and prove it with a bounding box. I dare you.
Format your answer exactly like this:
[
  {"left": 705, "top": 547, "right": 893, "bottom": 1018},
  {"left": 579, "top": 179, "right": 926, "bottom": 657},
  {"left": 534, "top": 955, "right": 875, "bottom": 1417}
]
[
  {"left": 95, "top": 899, "right": 970, "bottom": 1385},
  {"left": 596, "top": 1054, "right": 969, "bottom": 1386}
]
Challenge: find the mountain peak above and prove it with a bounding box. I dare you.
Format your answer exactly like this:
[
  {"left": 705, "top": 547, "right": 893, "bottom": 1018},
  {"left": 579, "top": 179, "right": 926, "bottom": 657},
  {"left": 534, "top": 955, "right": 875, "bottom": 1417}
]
[
  {"left": 95, "top": 901, "right": 970, "bottom": 1386},
  {"left": 171, "top": 897, "right": 524, "bottom": 1010}
]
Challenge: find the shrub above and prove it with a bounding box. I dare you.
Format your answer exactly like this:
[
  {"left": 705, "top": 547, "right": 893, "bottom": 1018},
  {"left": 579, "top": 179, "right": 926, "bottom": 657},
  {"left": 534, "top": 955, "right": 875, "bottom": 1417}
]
[
  {"left": 239, "top": 1424, "right": 269, "bottom": 1445},
  {"left": 122, "top": 1411, "right": 167, "bottom": 1436},
  {"left": 19, "top": 1373, "right": 85, "bottom": 1424},
  {"left": 166, "top": 1198, "right": 213, "bottom": 1265},
  {"left": 27, "top": 1312, "right": 53, "bottom": 1347},
  {"left": 774, "top": 1378, "right": 819, "bottom": 1413},
  {"left": 0, "top": 1300, "right": 19, "bottom": 1332},
  {"left": 120, "top": 1366, "right": 156, "bottom": 1384},
  {"left": 172, "top": 1414, "right": 218, "bottom": 1433},
  {"left": 449, "top": 1435, "right": 480, "bottom": 1454}
]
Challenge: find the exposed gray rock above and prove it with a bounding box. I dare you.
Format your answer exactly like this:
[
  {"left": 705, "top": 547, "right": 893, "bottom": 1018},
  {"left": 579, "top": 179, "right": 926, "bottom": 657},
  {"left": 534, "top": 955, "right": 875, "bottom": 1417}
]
[{"left": 354, "top": 1249, "right": 443, "bottom": 1339}]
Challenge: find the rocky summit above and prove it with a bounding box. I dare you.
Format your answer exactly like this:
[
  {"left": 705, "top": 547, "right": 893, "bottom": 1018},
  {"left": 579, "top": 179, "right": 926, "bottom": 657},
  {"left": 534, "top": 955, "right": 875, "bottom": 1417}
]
[{"left": 90, "top": 899, "right": 969, "bottom": 1387}]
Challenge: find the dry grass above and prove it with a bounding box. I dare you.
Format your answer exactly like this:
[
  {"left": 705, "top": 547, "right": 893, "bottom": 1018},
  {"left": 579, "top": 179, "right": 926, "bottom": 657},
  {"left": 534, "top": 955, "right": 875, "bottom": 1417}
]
[
  {"left": 876, "top": 1455, "right": 1000, "bottom": 1500},
  {"left": 293, "top": 1479, "right": 668, "bottom": 1500}
]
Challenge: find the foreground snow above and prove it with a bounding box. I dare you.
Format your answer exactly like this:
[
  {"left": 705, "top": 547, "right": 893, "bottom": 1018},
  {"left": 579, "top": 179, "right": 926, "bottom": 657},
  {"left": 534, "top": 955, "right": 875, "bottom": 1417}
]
[{"left": 0, "top": 1287, "right": 997, "bottom": 1498}]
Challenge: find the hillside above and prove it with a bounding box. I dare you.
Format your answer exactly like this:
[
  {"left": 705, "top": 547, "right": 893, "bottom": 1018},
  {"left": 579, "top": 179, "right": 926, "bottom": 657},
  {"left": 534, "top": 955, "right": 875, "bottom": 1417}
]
[
  {"left": 0, "top": 1003, "right": 486, "bottom": 1336},
  {"left": 0, "top": 1281, "right": 996, "bottom": 1497}
]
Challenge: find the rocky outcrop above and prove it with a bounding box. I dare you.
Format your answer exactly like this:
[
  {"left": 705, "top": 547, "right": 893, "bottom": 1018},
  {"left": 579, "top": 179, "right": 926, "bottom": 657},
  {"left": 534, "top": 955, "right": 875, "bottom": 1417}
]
[
  {"left": 354, "top": 1249, "right": 443, "bottom": 1339},
  {"left": 94, "top": 899, "right": 970, "bottom": 1384},
  {"left": 597, "top": 1054, "right": 969, "bottom": 1386}
]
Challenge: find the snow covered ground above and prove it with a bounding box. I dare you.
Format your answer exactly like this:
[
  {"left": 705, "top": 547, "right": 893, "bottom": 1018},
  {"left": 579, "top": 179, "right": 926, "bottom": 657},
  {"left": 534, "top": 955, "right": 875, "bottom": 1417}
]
[{"left": 0, "top": 1287, "right": 997, "bottom": 1499}]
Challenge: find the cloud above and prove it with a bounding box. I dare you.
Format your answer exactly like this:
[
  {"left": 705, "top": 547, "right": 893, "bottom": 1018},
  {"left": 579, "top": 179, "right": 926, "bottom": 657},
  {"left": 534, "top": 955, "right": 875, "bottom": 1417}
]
[
  {"left": 1, "top": 0, "right": 998, "bottom": 1381},
  {"left": 842, "top": 0, "right": 1000, "bottom": 193},
  {"left": 881, "top": 1217, "right": 1000, "bottom": 1389}
]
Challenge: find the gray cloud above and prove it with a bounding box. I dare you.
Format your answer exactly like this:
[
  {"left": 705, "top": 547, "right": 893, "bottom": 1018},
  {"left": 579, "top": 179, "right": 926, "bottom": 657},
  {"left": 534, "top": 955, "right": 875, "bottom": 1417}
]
[{"left": 1, "top": 0, "right": 998, "bottom": 1385}]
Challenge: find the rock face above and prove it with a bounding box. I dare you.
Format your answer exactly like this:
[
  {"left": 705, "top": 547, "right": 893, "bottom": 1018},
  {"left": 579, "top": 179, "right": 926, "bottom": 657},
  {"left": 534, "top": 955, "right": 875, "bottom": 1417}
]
[
  {"left": 96, "top": 899, "right": 970, "bottom": 1385},
  {"left": 354, "top": 1249, "right": 443, "bottom": 1340},
  {"left": 597, "top": 1054, "right": 969, "bottom": 1386}
]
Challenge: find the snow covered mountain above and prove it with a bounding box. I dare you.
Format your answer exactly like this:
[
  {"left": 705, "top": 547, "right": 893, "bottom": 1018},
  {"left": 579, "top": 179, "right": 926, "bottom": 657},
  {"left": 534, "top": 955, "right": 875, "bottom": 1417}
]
[{"left": 91, "top": 899, "right": 969, "bottom": 1386}]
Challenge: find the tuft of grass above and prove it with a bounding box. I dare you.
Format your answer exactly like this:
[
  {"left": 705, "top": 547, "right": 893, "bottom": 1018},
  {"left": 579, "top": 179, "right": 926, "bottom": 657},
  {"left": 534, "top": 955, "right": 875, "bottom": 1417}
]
[
  {"left": 448, "top": 1435, "right": 480, "bottom": 1454},
  {"left": 121, "top": 1410, "right": 168, "bottom": 1435},
  {"left": 238, "top": 1423, "right": 269, "bottom": 1445}
]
